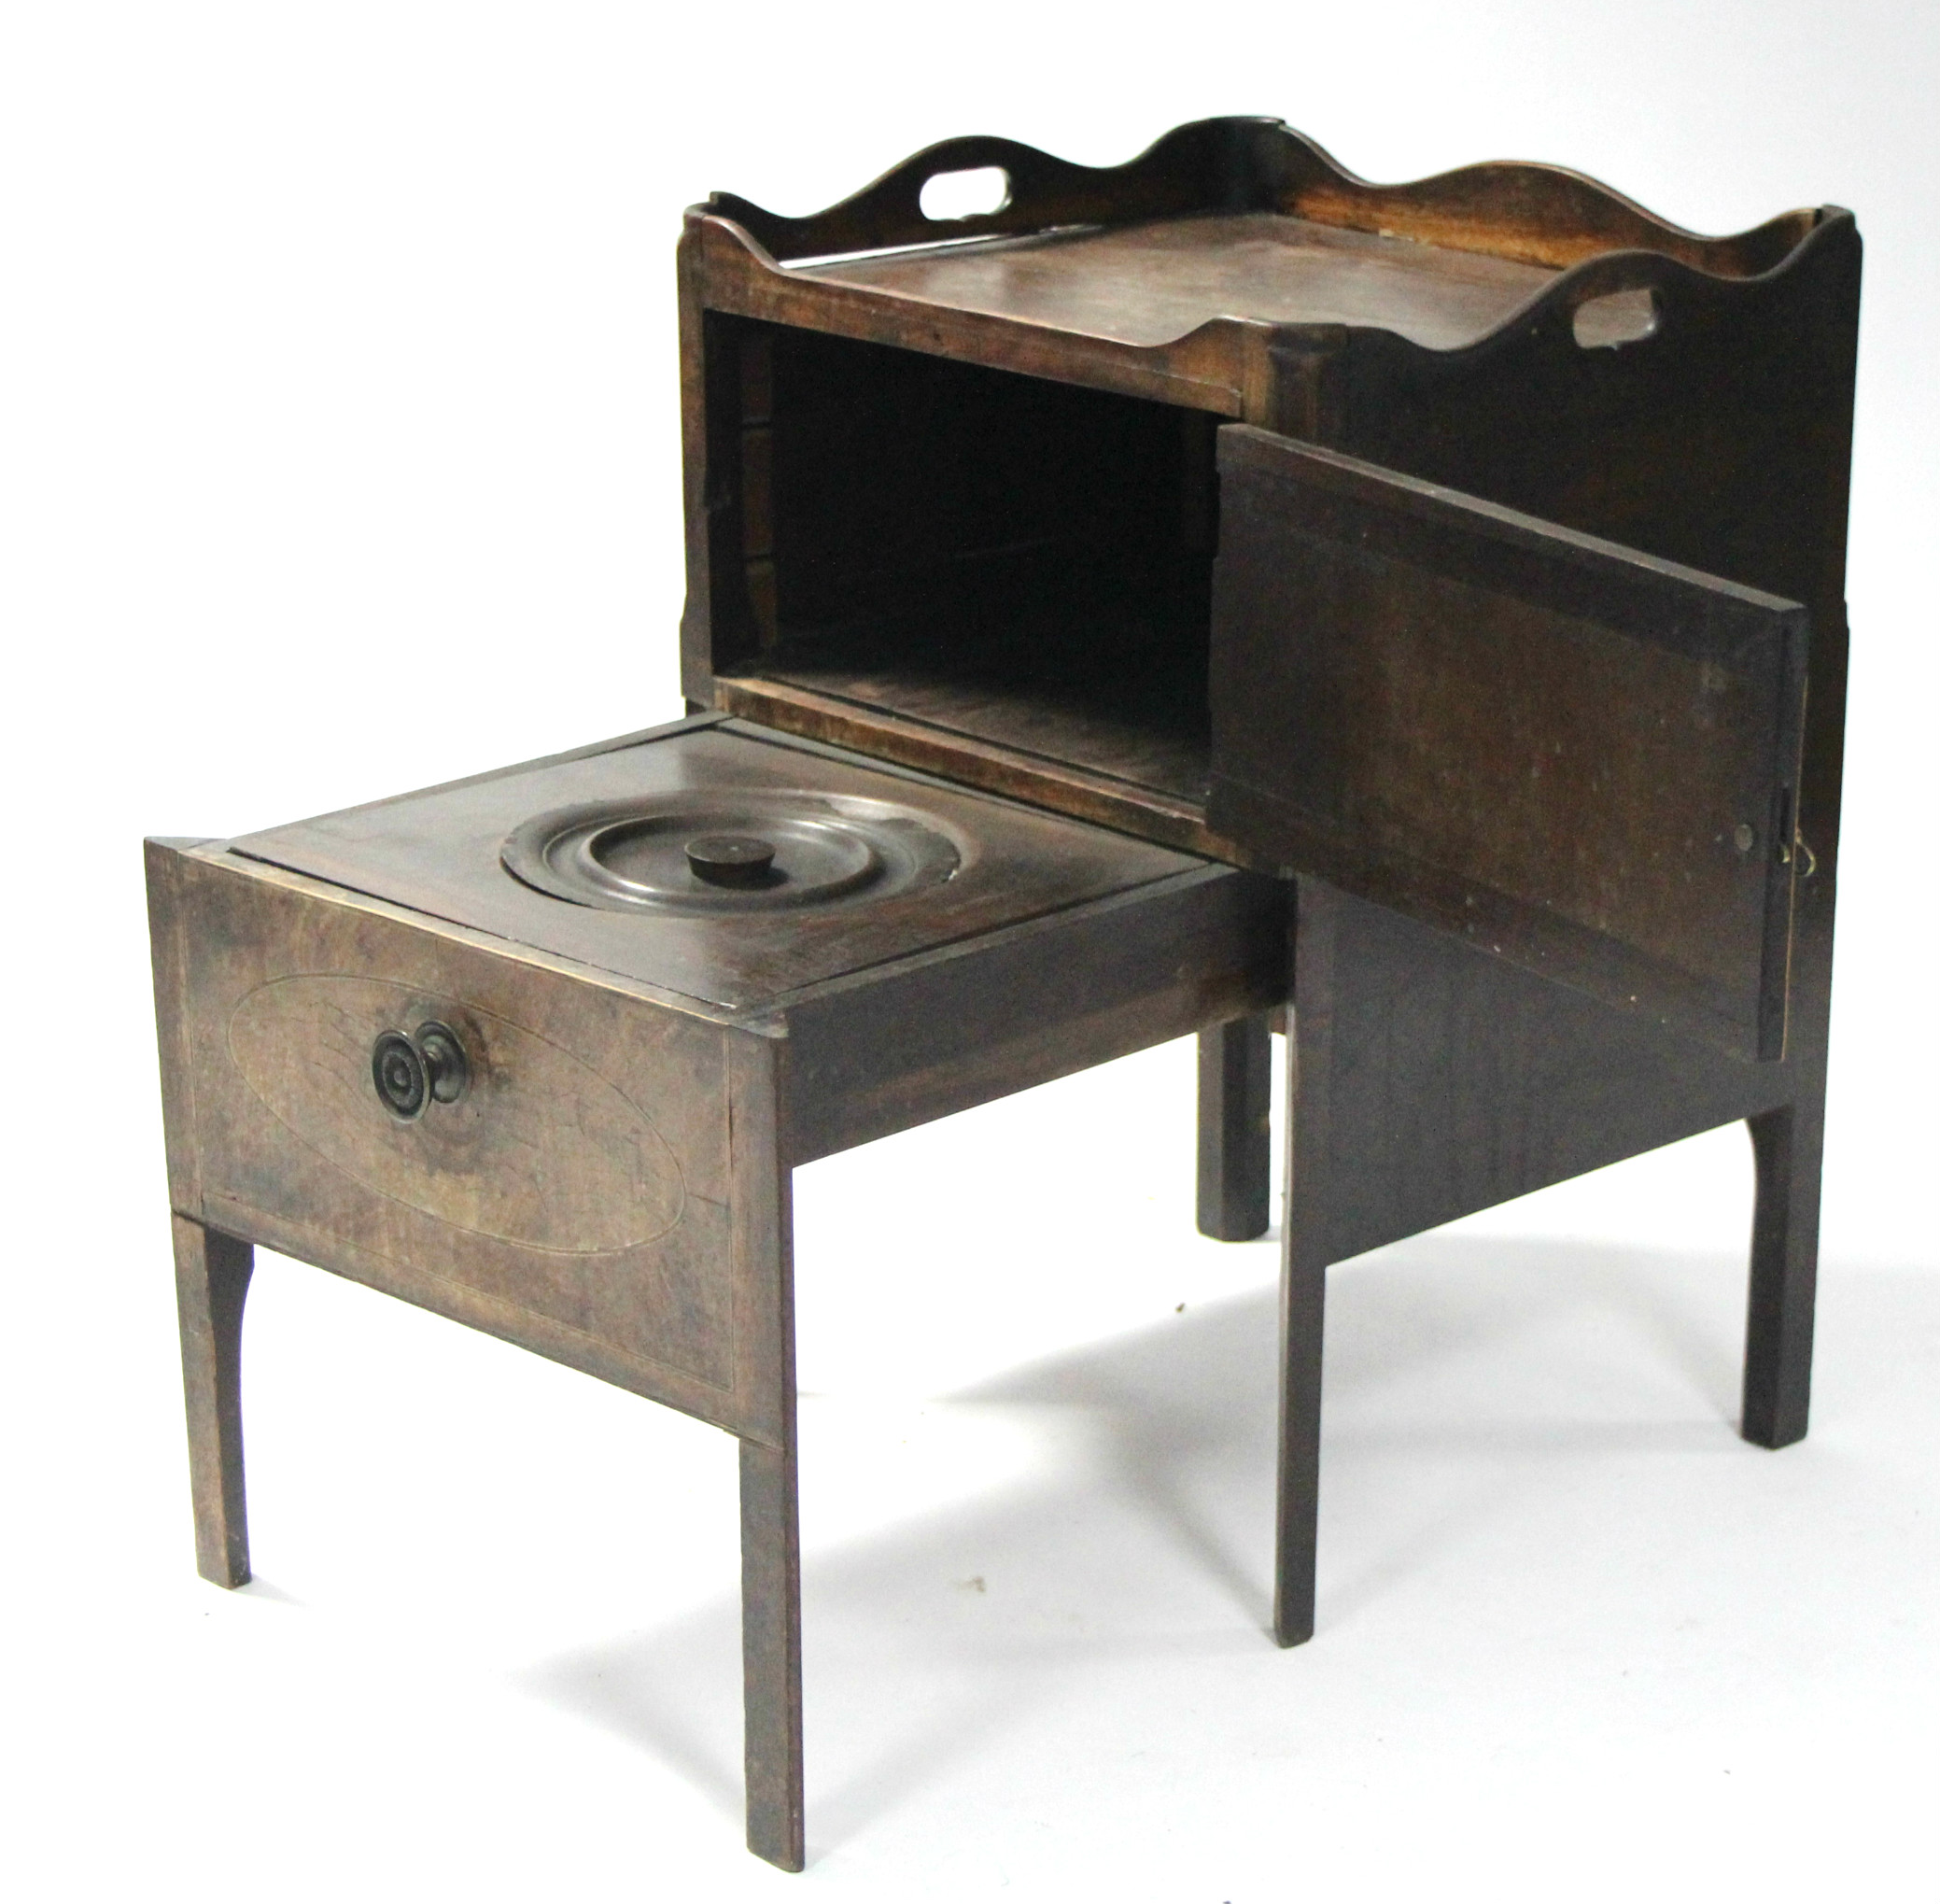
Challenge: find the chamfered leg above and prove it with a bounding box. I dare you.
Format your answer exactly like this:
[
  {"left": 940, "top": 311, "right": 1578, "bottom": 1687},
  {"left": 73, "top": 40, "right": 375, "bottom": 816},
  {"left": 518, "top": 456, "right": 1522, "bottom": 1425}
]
[
  {"left": 1742, "top": 1097, "right": 1825, "bottom": 1448},
  {"left": 727, "top": 1028, "right": 806, "bottom": 1871},
  {"left": 740, "top": 1435, "right": 804, "bottom": 1871},
  {"left": 1274, "top": 1217, "right": 1327, "bottom": 1647},
  {"left": 171, "top": 1213, "right": 255, "bottom": 1587},
  {"left": 1197, "top": 1014, "right": 1273, "bottom": 1241},
  {"left": 1273, "top": 881, "right": 1335, "bottom": 1648}
]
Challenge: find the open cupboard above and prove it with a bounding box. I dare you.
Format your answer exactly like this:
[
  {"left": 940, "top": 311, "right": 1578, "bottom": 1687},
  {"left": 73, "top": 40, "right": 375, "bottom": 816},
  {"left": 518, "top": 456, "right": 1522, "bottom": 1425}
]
[
  {"left": 684, "top": 116, "right": 1857, "bottom": 1061},
  {"left": 151, "top": 119, "right": 1861, "bottom": 1870}
]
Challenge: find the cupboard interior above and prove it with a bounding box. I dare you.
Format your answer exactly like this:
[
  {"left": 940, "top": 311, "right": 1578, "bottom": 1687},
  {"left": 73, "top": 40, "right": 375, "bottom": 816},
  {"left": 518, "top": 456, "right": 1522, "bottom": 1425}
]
[{"left": 726, "top": 325, "right": 1223, "bottom": 806}]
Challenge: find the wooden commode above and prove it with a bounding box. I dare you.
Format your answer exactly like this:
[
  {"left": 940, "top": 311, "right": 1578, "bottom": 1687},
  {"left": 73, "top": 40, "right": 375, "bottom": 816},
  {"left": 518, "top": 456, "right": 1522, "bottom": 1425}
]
[{"left": 148, "top": 118, "right": 1861, "bottom": 1870}]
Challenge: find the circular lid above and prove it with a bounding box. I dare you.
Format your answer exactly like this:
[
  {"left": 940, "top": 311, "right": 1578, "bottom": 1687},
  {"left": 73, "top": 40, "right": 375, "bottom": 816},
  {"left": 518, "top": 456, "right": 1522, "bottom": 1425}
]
[{"left": 500, "top": 790, "right": 962, "bottom": 914}]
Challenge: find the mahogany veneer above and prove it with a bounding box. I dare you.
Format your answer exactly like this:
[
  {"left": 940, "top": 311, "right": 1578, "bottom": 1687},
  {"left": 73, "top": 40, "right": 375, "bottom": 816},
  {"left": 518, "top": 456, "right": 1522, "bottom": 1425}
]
[{"left": 151, "top": 118, "right": 1860, "bottom": 1872}]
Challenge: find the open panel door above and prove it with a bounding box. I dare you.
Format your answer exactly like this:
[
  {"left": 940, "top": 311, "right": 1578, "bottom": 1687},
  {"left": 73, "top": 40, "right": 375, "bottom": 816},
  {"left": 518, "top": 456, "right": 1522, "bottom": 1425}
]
[{"left": 1208, "top": 428, "right": 1808, "bottom": 1061}]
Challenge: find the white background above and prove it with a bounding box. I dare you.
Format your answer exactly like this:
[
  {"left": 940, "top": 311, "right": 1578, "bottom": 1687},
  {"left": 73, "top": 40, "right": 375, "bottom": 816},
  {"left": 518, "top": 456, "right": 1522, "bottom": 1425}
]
[{"left": 6, "top": 4, "right": 1937, "bottom": 1897}]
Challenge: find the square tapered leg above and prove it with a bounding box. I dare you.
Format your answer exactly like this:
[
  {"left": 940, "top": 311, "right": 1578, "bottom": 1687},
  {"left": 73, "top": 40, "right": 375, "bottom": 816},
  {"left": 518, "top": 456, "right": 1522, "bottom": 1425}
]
[
  {"left": 1198, "top": 1014, "right": 1273, "bottom": 1242},
  {"left": 740, "top": 1436, "right": 804, "bottom": 1870},
  {"left": 1743, "top": 1099, "right": 1825, "bottom": 1448},
  {"left": 172, "top": 1214, "right": 254, "bottom": 1588},
  {"left": 729, "top": 1032, "right": 806, "bottom": 1871},
  {"left": 1273, "top": 882, "right": 1335, "bottom": 1648}
]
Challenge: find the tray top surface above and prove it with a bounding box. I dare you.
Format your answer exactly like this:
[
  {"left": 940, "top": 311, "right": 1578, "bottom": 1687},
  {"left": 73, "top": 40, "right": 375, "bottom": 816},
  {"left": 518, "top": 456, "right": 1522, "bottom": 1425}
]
[
  {"left": 229, "top": 721, "right": 1204, "bottom": 1012},
  {"left": 791, "top": 211, "right": 1559, "bottom": 352}
]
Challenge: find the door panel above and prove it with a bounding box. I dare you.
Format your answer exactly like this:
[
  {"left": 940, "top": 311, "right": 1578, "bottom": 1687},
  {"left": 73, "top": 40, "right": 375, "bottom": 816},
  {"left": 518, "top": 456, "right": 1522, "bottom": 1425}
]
[{"left": 1209, "top": 427, "right": 1807, "bottom": 1060}]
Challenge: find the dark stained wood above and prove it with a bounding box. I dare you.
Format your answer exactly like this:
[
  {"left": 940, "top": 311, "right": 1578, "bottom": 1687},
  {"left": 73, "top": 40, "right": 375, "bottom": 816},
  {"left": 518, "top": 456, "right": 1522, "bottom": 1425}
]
[
  {"left": 1290, "top": 198, "right": 1854, "bottom": 1481},
  {"left": 1314, "top": 216, "right": 1859, "bottom": 1071},
  {"left": 728, "top": 1027, "right": 794, "bottom": 1458},
  {"left": 690, "top": 212, "right": 1260, "bottom": 420},
  {"left": 150, "top": 715, "right": 1295, "bottom": 1871},
  {"left": 172, "top": 1215, "right": 254, "bottom": 1588},
  {"left": 740, "top": 1436, "right": 803, "bottom": 1872},
  {"left": 680, "top": 243, "right": 752, "bottom": 698},
  {"left": 152, "top": 726, "right": 1282, "bottom": 1444},
  {"left": 751, "top": 323, "right": 1218, "bottom": 793},
  {"left": 781, "top": 865, "right": 1285, "bottom": 1164},
  {"left": 197, "top": 1189, "right": 763, "bottom": 1442},
  {"left": 1743, "top": 1102, "right": 1822, "bottom": 1447},
  {"left": 145, "top": 119, "right": 1865, "bottom": 1871},
  {"left": 751, "top": 646, "right": 1210, "bottom": 805},
  {"left": 795, "top": 213, "right": 1559, "bottom": 354},
  {"left": 688, "top": 317, "right": 1225, "bottom": 836},
  {"left": 228, "top": 978, "right": 687, "bottom": 1255},
  {"left": 683, "top": 118, "right": 1825, "bottom": 418},
  {"left": 1286, "top": 198, "right": 1859, "bottom": 1471},
  {"left": 1197, "top": 1016, "right": 1272, "bottom": 1241},
  {"left": 153, "top": 839, "right": 766, "bottom": 1436},
  {"left": 680, "top": 154, "right": 1852, "bottom": 1011},
  {"left": 706, "top": 119, "right": 1817, "bottom": 280},
  {"left": 705, "top": 119, "right": 1264, "bottom": 266},
  {"left": 1315, "top": 219, "right": 1860, "bottom": 642},
  {"left": 1309, "top": 213, "right": 1859, "bottom": 1419},
  {"left": 727, "top": 1031, "right": 805, "bottom": 1870},
  {"left": 1274, "top": 881, "right": 1335, "bottom": 1648},
  {"left": 150, "top": 722, "right": 1293, "bottom": 1872},
  {"left": 1209, "top": 427, "right": 1809, "bottom": 1061},
  {"left": 232, "top": 722, "right": 1205, "bottom": 1014},
  {"left": 1260, "top": 881, "right": 1819, "bottom": 1639},
  {"left": 1313, "top": 885, "right": 1792, "bottom": 1265},
  {"left": 713, "top": 673, "right": 1223, "bottom": 859},
  {"left": 1272, "top": 150, "right": 1816, "bottom": 278}
]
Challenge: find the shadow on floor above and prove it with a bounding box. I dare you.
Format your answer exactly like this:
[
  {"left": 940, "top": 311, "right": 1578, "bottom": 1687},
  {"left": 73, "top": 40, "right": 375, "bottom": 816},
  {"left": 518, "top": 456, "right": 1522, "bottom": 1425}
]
[{"left": 514, "top": 1234, "right": 1911, "bottom": 1846}]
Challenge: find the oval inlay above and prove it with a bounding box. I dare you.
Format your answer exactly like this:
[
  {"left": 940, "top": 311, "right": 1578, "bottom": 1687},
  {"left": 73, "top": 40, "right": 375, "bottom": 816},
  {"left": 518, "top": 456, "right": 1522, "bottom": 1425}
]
[{"left": 228, "top": 975, "right": 684, "bottom": 1254}]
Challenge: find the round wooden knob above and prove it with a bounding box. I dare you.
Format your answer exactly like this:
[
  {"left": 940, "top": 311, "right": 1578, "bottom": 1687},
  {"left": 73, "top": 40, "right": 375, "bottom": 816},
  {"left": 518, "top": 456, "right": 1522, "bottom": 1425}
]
[
  {"left": 371, "top": 1030, "right": 429, "bottom": 1121},
  {"left": 684, "top": 833, "right": 778, "bottom": 888},
  {"left": 371, "top": 1023, "right": 470, "bottom": 1119},
  {"left": 415, "top": 1022, "right": 471, "bottom": 1106}
]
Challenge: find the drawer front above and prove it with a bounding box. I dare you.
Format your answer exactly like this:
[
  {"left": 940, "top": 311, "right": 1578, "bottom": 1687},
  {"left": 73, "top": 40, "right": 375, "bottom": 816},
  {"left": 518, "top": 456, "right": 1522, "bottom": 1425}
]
[
  {"left": 224, "top": 973, "right": 688, "bottom": 1256},
  {"left": 159, "top": 848, "right": 753, "bottom": 1428}
]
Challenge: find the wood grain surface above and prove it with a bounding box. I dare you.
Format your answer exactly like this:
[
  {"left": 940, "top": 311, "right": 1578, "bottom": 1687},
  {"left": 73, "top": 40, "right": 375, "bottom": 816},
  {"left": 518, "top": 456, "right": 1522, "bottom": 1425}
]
[
  {"left": 161, "top": 842, "right": 752, "bottom": 1421},
  {"left": 232, "top": 722, "right": 1204, "bottom": 1012},
  {"left": 780, "top": 864, "right": 1285, "bottom": 1163},
  {"left": 794, "top": 212, "right": 1559, "bottom": 353},
  {"left": 1209, "top": 427, "right": 1808, "bottom": 1060},
  {"left": 226, "top": 973, "right": 687, "bottom": 1254},
  {"left": 139, "top": 120, "right": 1864, "bottom": 1876},
  {"left": 171, "top": 1215, "right": 254, "bottom": 1588}
]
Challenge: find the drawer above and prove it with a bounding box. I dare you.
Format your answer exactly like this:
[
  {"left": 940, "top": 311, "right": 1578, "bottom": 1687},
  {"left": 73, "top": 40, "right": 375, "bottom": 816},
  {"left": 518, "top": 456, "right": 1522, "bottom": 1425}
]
[
  {"left": 148, "top": 718, "right": 1284, "bottom": 1434},
  {"left": 150, "top": 840, "right": 755, "bottom": 1429}
]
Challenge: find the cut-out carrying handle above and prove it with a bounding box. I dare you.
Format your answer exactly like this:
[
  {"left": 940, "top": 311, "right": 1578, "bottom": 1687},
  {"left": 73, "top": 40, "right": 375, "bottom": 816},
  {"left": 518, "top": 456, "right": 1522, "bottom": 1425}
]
[
  {"left": 827, "top": 133, "right": 1051, "bottom": 240},
  {"left": 1525, "top": 233, "right": 1833, "bottom": 356},
  {"left": 696, "top": 117, "right": 1848, "bottom": 339},
  {"left": 701, "top": 120, "right": 1252, "bottom": 262},
  {"left": 919, "top": 163, "right": 1013, "bottom": 222},
  {"left": 1563, "top": 276, "right": 1661, "bottom": 349}
]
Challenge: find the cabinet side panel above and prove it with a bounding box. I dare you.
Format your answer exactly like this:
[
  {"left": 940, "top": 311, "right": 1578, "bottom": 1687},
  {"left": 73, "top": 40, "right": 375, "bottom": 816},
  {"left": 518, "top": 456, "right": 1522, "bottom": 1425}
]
[
  {"left": 1329, "top": 223, "right": 1859, "bottom": 1083},
  {"left": 1332, "top": 225, "right": 1861, "bottom": 640},
  {"left": 681, "top": 228, "right": 766, "bottom": 701},
  {"left": 1323, "top": 884, "right": 1794, "bottom": 1263}
]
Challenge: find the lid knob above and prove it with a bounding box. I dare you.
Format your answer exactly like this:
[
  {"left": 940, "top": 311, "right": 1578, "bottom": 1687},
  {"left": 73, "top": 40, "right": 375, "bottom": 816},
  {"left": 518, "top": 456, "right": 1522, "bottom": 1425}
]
[{"left": 684, "top": 833, "right": 778, "bottom": 888}]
